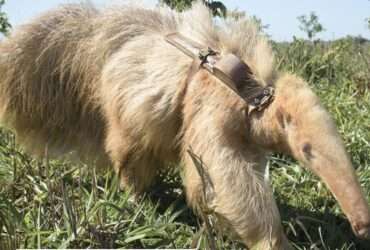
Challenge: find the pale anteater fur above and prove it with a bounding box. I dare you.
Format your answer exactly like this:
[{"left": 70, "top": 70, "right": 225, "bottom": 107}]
[{"left": 0, "top": 2, "right": 369, "bottom": 249}]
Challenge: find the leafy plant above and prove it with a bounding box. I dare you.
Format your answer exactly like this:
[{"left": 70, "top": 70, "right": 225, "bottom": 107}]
[
  {"left": 298, "top": 12, "right": 325, "bottom": 41},
  {"left": 160, "top": 0, "right": 226, "bottom": 17},
  {"left": 0, "top": 0, "right": 11, "bottom": 35},
  {"left": 228, "top": 8, "right": 269, "bottom": 32}
]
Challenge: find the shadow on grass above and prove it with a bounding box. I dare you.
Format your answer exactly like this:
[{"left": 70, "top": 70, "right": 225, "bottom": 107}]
[
  {"left": 147, "top": 175, "right": 199, "bottom": 228},
  {"left": 278, "top": 201, "right": 370, "bottom": 250}
]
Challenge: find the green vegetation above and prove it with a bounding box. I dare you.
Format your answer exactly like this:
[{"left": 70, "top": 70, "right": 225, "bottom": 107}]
[
  {"left": 1, "top": 1, "right": 370, "bottom": 249},
  {"left": 159, "top": 0, "right": 226, "bottom": 17},
  {"left": 298, "top": 12, "right": 325, "bottom": 41},
  {"left": 0, "top": 0, "right": 10, "bottom": 35}
]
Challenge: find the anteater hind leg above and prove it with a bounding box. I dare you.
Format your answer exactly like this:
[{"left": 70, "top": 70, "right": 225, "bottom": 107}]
[
  {"left": 118, "top": 152, "right": 160, "bottom": 195},
  {"left": 104, "top": 117, "right": 159, "bottom": 195}
]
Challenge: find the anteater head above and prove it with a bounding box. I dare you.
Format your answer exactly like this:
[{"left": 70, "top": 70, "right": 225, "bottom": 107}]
[{"left": 248, "top": 73, "right": 370, "bottom": 239}]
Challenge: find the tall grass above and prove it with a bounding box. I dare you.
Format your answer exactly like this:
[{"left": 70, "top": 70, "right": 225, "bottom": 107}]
[{"left": 0, "top": 37, "right": 369, "bottom": 249}]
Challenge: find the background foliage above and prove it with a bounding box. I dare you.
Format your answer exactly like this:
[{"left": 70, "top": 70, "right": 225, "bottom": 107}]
[
  {"left": 160, "top": 0, "right": 226, "bottom": 17},
  {"left": 1, "top": 1, "right": 370, "bottom": 249},
  {"left": 297, "top": 12, "right": 325, "bottom": 41},
  {"left": 0, "top": 0, "right": 10, "bottom": 35}
]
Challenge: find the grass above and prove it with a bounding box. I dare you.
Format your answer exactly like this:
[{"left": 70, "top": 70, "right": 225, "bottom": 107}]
[{"left": 0, "top": 37, "right": 370, "bottom": 249}]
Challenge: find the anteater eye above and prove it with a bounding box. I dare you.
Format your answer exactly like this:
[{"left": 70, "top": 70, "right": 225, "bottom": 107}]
[{"left": 302, "top": 143, "right": 313, "bottom": 160}]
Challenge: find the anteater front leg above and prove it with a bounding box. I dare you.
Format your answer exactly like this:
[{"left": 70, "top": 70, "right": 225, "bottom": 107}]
[{"left": 181, "top": 143, "right": 291, "bottom": 249}]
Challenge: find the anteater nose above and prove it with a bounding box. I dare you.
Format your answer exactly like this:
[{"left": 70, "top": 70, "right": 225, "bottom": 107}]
[
  {"left": 355, "top": 226, "right": 370, "bottom": 239},
  {"left": 352, "top": 221, "right": 370, "bottom": 240}
]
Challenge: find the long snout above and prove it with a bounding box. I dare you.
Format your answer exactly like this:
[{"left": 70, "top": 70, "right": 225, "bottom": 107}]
[
  {"left": 308, "top": 157, "right": 370, "bottom": 239},
  {"left": 294, "top": 132, "right": 370, "bottom": 239}
]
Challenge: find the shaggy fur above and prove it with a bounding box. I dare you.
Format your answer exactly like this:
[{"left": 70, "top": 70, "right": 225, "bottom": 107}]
[{"left": 0, "top": 2, "right": 369, "bottom": 249}]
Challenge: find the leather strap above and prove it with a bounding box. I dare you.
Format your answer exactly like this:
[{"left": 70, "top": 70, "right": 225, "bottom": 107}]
[{"left": 165, "top": 32, "right": 274, "bottom": 114}]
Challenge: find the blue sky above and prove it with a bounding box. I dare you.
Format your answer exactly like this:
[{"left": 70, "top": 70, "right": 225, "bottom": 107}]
[{"left": 3, "top": 0, "right": 370, "bottom": 41}]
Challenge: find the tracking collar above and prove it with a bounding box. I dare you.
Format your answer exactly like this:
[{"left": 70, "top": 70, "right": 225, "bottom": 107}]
[{"left": 165, "top": 32, "right": 274, "bottom": 114}]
